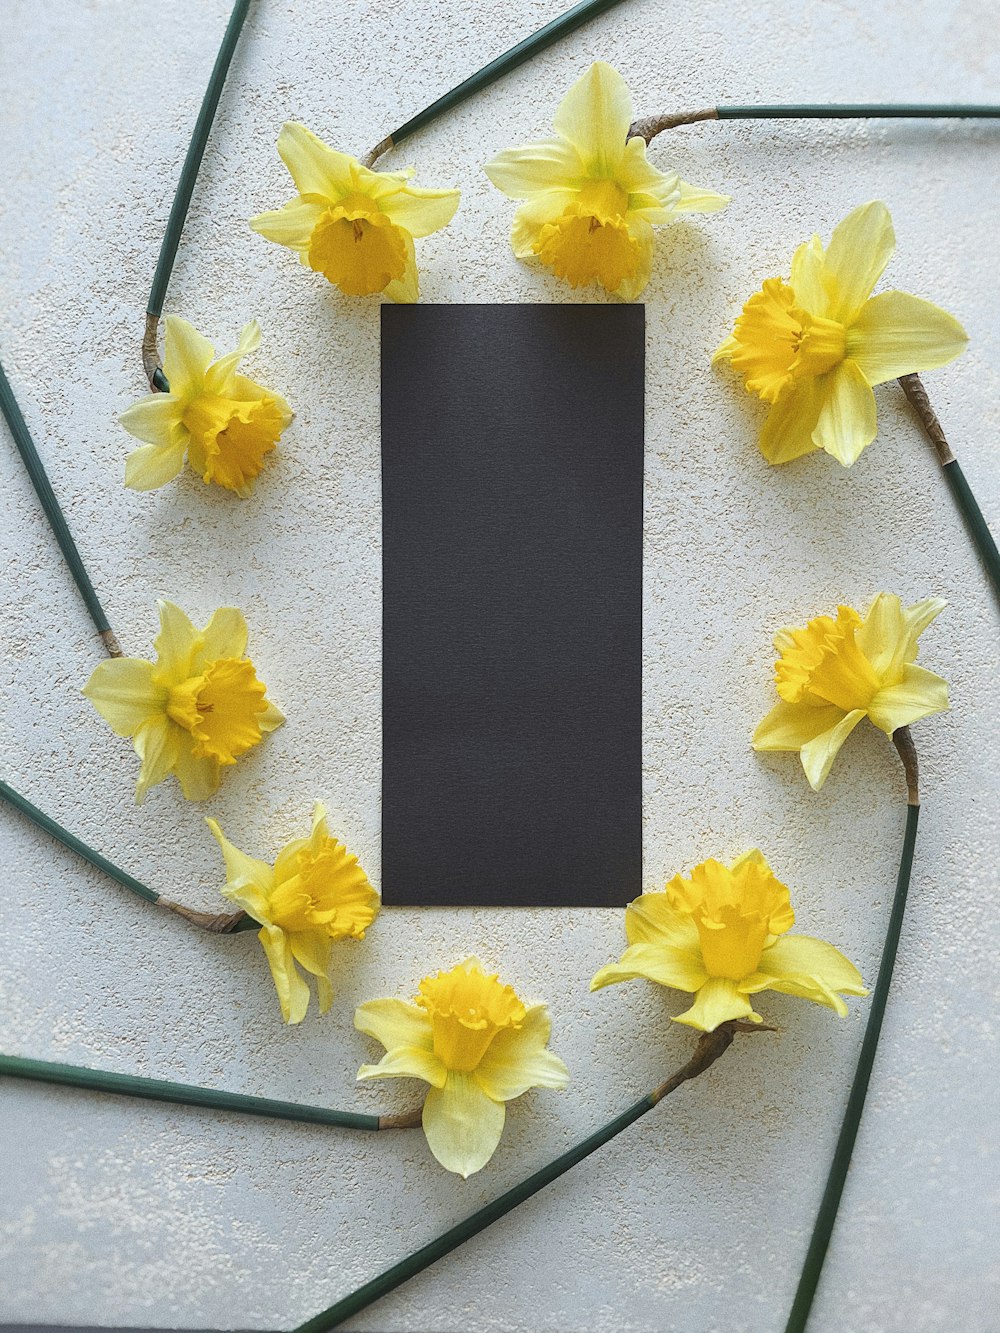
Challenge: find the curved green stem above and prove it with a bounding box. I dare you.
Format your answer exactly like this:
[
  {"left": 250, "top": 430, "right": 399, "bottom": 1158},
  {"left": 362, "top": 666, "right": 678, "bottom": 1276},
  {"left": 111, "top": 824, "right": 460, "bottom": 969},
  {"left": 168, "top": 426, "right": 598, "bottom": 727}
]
[
  {"left": 0, "top": 356, "right": 121, "bottom": 655},
  {"left": 292, "top": 1021, "right": 767, "bottom": 1332},
  {"left": 0, "top": 778, "right": 257, "bottom": 933},
  {"left": 784, "top": 736, "right": 920, "bottom": 1332}
]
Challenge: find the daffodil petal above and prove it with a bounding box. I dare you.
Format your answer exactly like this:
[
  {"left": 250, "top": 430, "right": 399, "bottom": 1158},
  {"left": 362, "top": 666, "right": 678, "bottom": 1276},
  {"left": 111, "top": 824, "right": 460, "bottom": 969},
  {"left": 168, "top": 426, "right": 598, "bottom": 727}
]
[
  {"left": 552, "top": 61, "right": 632, "bottom": 175},
  {"left": 846, "top": 289, "right": 968, "bottom": 385},
  {"left": 510, "top": 191, "right": 578, "bottom": 258},
  {"left": 484, "top": 139, "right": 585, "bottom": 198},
  {"left": 249, "top": 196, "right": 326, "bottom": 253},
  {"left": 624, "top": 894, "right": 701, "bottom": 949},
  {"left": 614, "top": 137, "right": 679, "bottom": 201},
  {"left": 153, "top": 600, "right": 199, "bottom": 678},
  {"left": 196, "top": 606, "right": 249, "bottom": 665},
  {"left": 383, "top": 231, "right": 419, "bottom": 304},
  {"left": 788, "top": 235, "right": 828, "bottom": 316},
  {"left": 422, "top": 1071, "right": 507, "bottom": 1177},
  {"left": 257, "top": 700, "right": 286, "bottom": 734},
  {"left": 289, "top": 929, "right": 333, "bottom": 984},
  {"left": 357, "top": 1045, "right": 447, "bottom": 1088},
  {"left": 355, "top": 998, "right": 434, "bottom": 1053},
  {"left": 753, "top": 700, "right": 848, "bottom": 752},
  {"left": 205, "top": 817, "right": 274, "bottom": 916},
  {"left": 474, "top": 1005, "right": 569, "bottom": 1100},
  {"left": 750, "top": 933, "right": 868, "bottom": 1015},
  {"left": 673, "top": 977, "right": 760, "bottom": 1032},
  {"left": 799, "top": 708, "right": 867, "bottom": 790},
  {"left": 133, "top": 715, "right": 179, "bottom": 803},
  {"left": 259, "top": 924, "right": 311, "bottom": 1024},
  {"left": 671, "top": 176, "right": 731, "bottom": 214},
  {"left": 124, "top": 441, "right": 188, "bottom": 492},
  {"left": 590, "top": 941, "right": 707, "bottom": 993},
  {"left": 378, "top": 185, "right": 460, "bottom": 238},
  {"left": 822, "top": 201, "right": 895, "bottom": 324},
  {"left": 82, "top": 657, "right": 164, "bottom": 736},
  {"left": 276, "top": 122, "right": 354, "bottom": 199},
  {"left": 856, "top": 593, "right": 946, "bottom": 679},
  {"left": 119, "top": 394, "right": 183, "bottom": 447},
  {"left": 867, "top": 663, "right": 949, "bottom": 735},
  {"left": 162, "top": 316, "right": 214, "bottom": 400},
  {"left": 203, "top": 321, "right": 263, "bottom": 394},
  {"left": 812, "top": 360, "right": 877, "bottom": 467},
  {"left": 757, "top": 379, "right": 826, "bottom": 465},
  {"left": 615, "top": 219, "right": 655, "bottom": 302},
  {"left": 172, "top": 742, "right": 220, "bottom": 802}
]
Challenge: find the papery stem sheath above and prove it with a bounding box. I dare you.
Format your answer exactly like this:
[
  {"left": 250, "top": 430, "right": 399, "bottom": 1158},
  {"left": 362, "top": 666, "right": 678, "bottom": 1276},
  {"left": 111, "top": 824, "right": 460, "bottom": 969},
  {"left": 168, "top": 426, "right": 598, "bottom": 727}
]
[
  {"left": 293, "top": 1021, "right": 766, "bottom": 1332},
  {"left": 0, "top": 1052, "right": 421, "bottom": 1132},
  {"left": 783, "top": 731, "right": 921, "bottom": 1332},
  {"left": 0, "top": 356, "right": 121, "bottom": 655},
  {"left": 0, "top": 778, "right": 256, "bottom": 933}
]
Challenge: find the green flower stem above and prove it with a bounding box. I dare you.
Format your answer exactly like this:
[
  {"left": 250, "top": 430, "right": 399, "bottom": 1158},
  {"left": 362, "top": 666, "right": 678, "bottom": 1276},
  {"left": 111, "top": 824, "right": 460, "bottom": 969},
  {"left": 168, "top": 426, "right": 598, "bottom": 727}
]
[
  {"left": 293, "top": 1020, "right": 768, "bottom": 1333},
  {"left": 631, "top": 103, "right": 1000, "bottom": 140},
  {"left": 898, "top": 372, "right": 1000, "bottom": 606},
  {"left": 783, "top": 729, "right": 921, "bottom": 1332},
  {"left": 0, "top": 355, "right": 122, "bottom": 656},
  {"left": 0, "top": 777, "right": 257, "bottom": 934},
  {"left": 362, "top": 0, "right": 628, "bottom": 165},
  {"left": 0, "top": 1052, "right": 418, "bottom": 1132}
]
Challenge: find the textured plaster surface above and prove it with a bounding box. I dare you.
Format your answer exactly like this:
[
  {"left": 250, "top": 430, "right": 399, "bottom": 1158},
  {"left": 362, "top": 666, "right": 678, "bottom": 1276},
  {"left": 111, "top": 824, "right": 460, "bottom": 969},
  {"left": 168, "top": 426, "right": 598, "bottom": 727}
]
[{"left": 0, "top": 1, "right": 998, "bottom": 1330}]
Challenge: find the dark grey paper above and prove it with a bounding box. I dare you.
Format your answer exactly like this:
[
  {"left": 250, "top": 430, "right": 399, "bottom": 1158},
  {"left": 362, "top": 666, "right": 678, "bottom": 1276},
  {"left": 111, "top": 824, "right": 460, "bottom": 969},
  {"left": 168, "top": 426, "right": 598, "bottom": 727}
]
[{"left": 381, "top": 304, "right": 643, "bottom": 907}]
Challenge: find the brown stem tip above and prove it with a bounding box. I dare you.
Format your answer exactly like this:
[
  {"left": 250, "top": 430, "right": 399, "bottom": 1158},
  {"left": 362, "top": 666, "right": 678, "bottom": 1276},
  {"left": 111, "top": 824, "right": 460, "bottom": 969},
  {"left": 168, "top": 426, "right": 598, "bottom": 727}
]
[
  {"left": 650, "top": 1017, "right": 775, "bottom": 1106},
  {"left": 378, "top": 1106, "right": 424, "bottom": 1130},
  {"left": 892, "top": 726, "right": 920, "bottom": 807},
  {"left": 628, "top": 108, "right": 719, "bottom": 144},
  {"left": 898, "top": 372, "right": 955, "bottom": 466},
  {"left": 157, "top": 899, "right": 248, "bottom": 933}
]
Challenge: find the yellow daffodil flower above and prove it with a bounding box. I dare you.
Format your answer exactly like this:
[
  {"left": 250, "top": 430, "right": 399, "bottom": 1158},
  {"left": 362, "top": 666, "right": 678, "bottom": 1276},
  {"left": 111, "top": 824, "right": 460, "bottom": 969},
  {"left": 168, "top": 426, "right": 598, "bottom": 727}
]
[
  {"left": 82, "top": 600, "right": 283, "bottom": 803},
  {"left": 356, "top": 958, "right": 569, "bottom": 1177},
  {"left": 591, "top": 851, "right": 866, "bottom": 1032},
  {"left": 121, "top": 317, "right": 292, "bottom": 496},
  {"left": 249, "top": 122, "right": 460, "bottom": 302},
  {"left": 483, "top": 61, "right": 728, "bottom": 300},
  {"left": 208, "top": 806, "right": 379, "bottom": 1024},
  {"left": 754, "top": 592, "right": 949, "bottom": 790},
  {"left": 714, "top": 201, "right": 967, "bottom": 466}
]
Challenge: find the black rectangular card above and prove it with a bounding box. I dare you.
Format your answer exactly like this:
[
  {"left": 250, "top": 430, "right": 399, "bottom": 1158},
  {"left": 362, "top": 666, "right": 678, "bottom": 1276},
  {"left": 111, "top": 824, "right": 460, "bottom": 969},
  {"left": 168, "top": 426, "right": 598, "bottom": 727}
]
[{"left": 381, "top": 304, "right": 643, "bottom": 907}]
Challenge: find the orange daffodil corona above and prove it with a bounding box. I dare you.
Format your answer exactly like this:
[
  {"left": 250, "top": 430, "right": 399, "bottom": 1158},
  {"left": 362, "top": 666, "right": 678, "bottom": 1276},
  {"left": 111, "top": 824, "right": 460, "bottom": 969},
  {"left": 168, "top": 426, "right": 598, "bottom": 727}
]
[
  {"left": 592, "top": 851, "right": 866, "bottom": 1032},
  {"left": 121, "top": 317, "right": 292, "bottom": 496},
  {"left": 208, "top": 807, "right": 379, "bottom": 1024},
  {"left": 715, "top": 201, "right": 968, "bottom": 466},
  {"left": 250, "top": 122, "right": 460, "bottom": 302},
  {"left": 754, "top": 592, "right": 949, "bottom": 791},
  {"left": 82, "top": 601, "right": 283, "bottom": 802},
  {"left": 484, "top": 62, "right": 729, "bottom": 299},
  {"left": 356, "top": 958, "right": 569, "bottom": 1177}
]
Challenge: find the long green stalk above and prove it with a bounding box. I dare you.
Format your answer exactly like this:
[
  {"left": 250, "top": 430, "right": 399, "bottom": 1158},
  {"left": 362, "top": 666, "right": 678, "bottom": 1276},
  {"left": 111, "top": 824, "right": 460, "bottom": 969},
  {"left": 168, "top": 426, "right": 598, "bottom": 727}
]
[
  {"left": 292, "top": 1022, "right": 757, "bottom": 1332},
  {"left": 784, "top": 772, "right": 920, "bottom": 1330},
  {"left": 0, "top": 778, "right": 258, "bottom": 933},
  {"left": 0, "top": 356, "right": 121, "bottom": 655},
  {"left": 716, "top": 103, "right": 1000, "bottom": 119},
  {"left": 0, "top": 1052, "right": 381, "bottom": 1131}
]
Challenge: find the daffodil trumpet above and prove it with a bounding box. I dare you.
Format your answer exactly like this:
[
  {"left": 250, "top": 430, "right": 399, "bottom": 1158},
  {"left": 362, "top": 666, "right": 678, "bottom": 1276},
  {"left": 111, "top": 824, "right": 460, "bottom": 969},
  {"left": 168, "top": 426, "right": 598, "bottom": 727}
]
[{"left": 295, "top": 1020, "right": 771, "bottom": 1333}]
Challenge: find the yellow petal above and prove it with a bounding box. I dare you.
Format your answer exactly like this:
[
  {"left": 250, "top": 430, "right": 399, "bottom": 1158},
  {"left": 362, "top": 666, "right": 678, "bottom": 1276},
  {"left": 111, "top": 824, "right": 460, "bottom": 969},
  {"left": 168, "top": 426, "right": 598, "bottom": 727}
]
[
  {"left": 153, "top": 600, "right": 200, "bottom": 681},
  {"left": 421, "top": 1071, "right": 507, "bottom": 1177},
  {"left": 249, "top": 196, "right": 326, "bottom": 253},
  {"left": 379, "top": 184, "right": 461, "bottom": 238},
  {"left": 757, "top": 379, "right": 826, "bottom": 465},
  {"left": 473, "top": 1005, "right": 569, "bottom": 1101},
  {"left": 134, "top": 715, "right": 179, "bottom": 804},
  {"left": 355, "top": 998, "right": 435, "bottom": 1053},
  {"left": 202, "top": 320, "right": 262, "bottom": 395},
  {"left": 483, "top": 139, "right": 584, "bottom": 198},
  {"left": 357, "top": 1045, "right": 447, "bottom": 1088},
  {"left": 288, "top": 931, "right": 334, "bottom": 1012},
  {"left": 119, "top": 394, "right": 183, "bottom": 447},
  {"left": 124, "top": 441, "right": 188, "bottom": 492},
  {"left": 799, "top": 708, "right": 867, "bottom": 790},
  {"left": 822, "top": 201, "right": 896, "bottom": 324},
  {"left": 510, "top": 190, "right": 578, "bottom": 258},
  {"left": 753, "top": 699, "right": 848, "bottom": 752},
  {"left": 258, "top": 924, "right": 311, "bottom": 1024},
  {"left": 257, "top": 699, "right": 286, "bottom": 734},
  {"left": 624, "top": 893, "right": 701, "bottom": 949},
  {"left": 195, "top": 606, "right": 249, "bottom": 667},
  {"left": 788, "top": 235, "right": 829, "bottom": 317},
  {"left": 205, "top": 817, "right": 274, "bottom": 920},
  {"left": 867, "top": 663, "right": 949, "bottom": 735},
  {"left": 673, "top": 977, "right": 760, "bottom": 1032},
  {"left": 552, "top": 61, "right": 632, "bottom": 175},
  {"left": 82, "top": 657, "right": 164, "bottom": 735},
  {"left": 591, "top": 941, "right": 707, "bottom": 994},
  {"left": 172, "top": 742, "right": 220, "bottom": 802},
  {"left": 671, "top": 176, "right": 731, "bottom": 214},
  {"left": 162, "top": 316, "right": 214, "bottom": 400},
  {"left": 615, "top": 138, "right": 679, "bottom": 208},
  {"left": 812, "top": 360, "right": 877, "bottom": 466},
  {"left": 847, "top": 290, "right": 968, "bottom": 385},
  {"left": 383, "top": 231, "right": 419, "bottom": 304},
  {"left": 856, "top": 593, "right": 946, "bottom": 679},
  {"left": 276, "top": 122, "right": 354, "bottom": 200},
  {"left": 615, "top": 220, "right": 655, "bottom": 302},
  {"left": 751, "top": 933, "right": 867, "bottom": 1016}
]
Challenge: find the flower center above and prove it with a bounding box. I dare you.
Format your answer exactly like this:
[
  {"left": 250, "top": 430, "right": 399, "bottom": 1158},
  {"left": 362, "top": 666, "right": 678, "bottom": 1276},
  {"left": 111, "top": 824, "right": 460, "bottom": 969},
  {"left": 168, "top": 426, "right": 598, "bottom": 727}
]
[
  {"left": 667, "top": 857, "right": 795, "bottom": 981},
  {"left": 417, "top": 961, "right": 526, "bottom": 1072},
  {"left": 166, "top": 657, "right": 268, "bottom": 765},
  {"left": 533, "top": 208, "right": 641, "bottom": 294},
  {"left": 774, "top": 606, "right": 882, "bottom": 712},
  {"left": 307, "top": 201, "right": 409, "bottom": 296},
  {"left": 729, "top": 278, "right": 847, "bottom": 403},
  {"left": 183, "top": 394, "right": 284, "bottom": 494},
  {"left": 268, "top": 839, "right": 376, "bottom": 938}
]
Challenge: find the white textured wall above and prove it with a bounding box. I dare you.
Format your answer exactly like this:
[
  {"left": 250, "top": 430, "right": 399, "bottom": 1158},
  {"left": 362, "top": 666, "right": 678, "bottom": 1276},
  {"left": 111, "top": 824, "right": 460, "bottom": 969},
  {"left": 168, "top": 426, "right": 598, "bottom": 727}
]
[{"left": 1, "top": 1, "right": 998, "bottom": 1330}]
